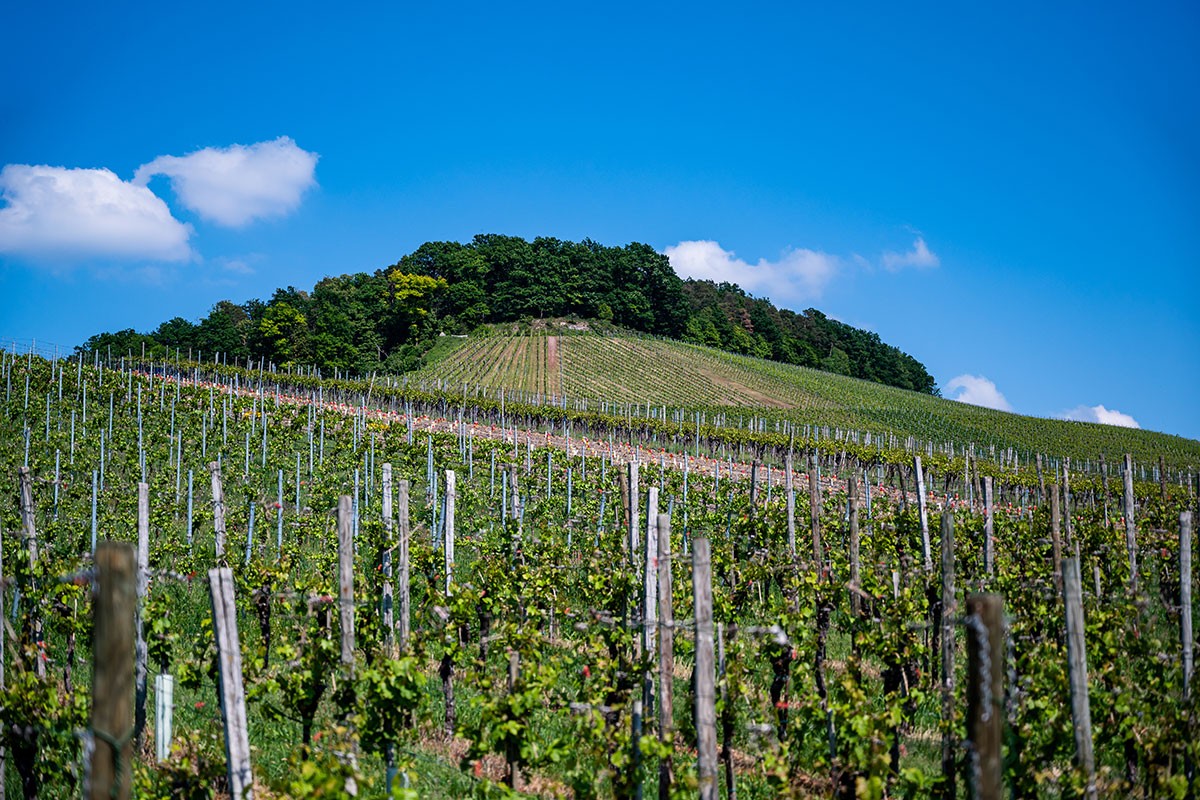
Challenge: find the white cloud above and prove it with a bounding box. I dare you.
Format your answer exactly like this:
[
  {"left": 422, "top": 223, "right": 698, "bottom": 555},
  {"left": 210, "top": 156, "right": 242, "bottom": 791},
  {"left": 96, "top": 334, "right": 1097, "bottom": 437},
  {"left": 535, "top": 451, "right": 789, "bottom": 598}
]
[
  {"left": 664, "top": 240, "right": 839, "bottom": 301},
  {"left": 944, "top": 374, "right": 1013, "bottom": 412},
  {"left": 135, "top": 136, "right": 318, "bottom": 227},
  {"left": 1060, "top": 404, "right": 1140, "bottom": 429},
  {"left": 882, "top": 236, "right": 940, "bottom": 271},
  {"left": 0, "top": 164, "right": 193, "bottom": 262},
  {"left": 213, "top": 255, "right": 257, "bottom": 275}
]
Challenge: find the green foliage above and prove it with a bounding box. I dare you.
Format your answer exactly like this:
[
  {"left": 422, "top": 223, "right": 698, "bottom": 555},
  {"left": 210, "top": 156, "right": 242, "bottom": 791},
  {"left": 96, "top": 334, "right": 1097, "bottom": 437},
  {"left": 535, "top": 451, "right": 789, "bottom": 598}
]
[
  {"left": 0, "top": 654, "right": 88, "bottom": 797},
  {"left": 273, "top": 728, "right": 366, "bottom": 799},
  {"left": 358, "top": 654, "right": 427, "bottom": 757},
  {"left": 3, "top": 346, "right": 1196, "bottom": 799},
  {"left": 257, "top": 302, "right": 309, "bottom": 366},
  {"left": 134, "top": 729, "right": 228, "bottom": 800},
  {"left": 681, "top": 281, "right": 937, "bottom": 393}
]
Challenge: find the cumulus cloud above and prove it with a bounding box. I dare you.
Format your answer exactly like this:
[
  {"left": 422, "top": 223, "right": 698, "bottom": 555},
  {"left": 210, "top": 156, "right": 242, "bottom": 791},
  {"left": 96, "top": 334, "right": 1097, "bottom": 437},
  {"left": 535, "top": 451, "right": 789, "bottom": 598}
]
[
  {"left": 1060, "top": 404, "right": 1140, "bottom": 429},
  {"left": 0, "top": 164, "right": 193, "bottom": 262},
  {"left": 135, "top": 136, "right": 318, "bottom": 227},
  {"left": 882, "top": 236, "right": 940, "bottom": 271},
  {"left": 944, "top": 374, "right": 1013, "bottom": 412},
  {"left": 663, "top": 240, "right": 839, "bottom": 301}
]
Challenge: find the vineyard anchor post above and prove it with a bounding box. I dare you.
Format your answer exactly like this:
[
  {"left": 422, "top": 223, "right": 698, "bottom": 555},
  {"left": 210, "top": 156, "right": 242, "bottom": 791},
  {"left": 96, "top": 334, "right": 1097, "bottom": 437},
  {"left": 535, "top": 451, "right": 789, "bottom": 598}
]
[
  {"left": 693, "top": 538, "right": 717, "bottom": 800},
  {"left": 1050, "top": 485, "right": 1064, "bottom": 595},
  {"left": 657, "top": 512, "right": 675, "bottom": 800},
  {"left": 337, "top": 495, "right": 355, "bottom": 667},
  {"left": 965, "top": 594, "right": 1004, "bottom": 800},
  {"left": 940, "top": 510, "right": 956, "bottom": 798},
  {"left": 88, "top": 542, "right": 136, "bottom": 800},
  {"left": 1063, "top": 557, "right": 1097, "bottom": 800},
  {"left": 1124, "top": 454, "right": 1138, "bottom": 590},
  {"left": 209, "top": 461, "right": 226, "bottom": 562},
  {"left": 916, "top": 456, "right": 932, "bottom": 572},
  {"left": 399, "top": 479, "right": 411, "bottom": 650},
  {"left": 208, "top": 567, "right": 253, "bottom": 800},
  {"left": 382, "top": 463, "right": 394, "bottom": 649},
  {"left": 134, "top": 482, "right": 149, "bottom": 749}
]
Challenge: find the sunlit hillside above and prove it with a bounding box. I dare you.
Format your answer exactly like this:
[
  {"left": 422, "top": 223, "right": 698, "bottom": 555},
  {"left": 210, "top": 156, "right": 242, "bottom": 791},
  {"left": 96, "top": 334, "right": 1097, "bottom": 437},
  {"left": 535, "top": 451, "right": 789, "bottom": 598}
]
[{"left": 412, "top": 325, "right": 1200, "bottom": 469}]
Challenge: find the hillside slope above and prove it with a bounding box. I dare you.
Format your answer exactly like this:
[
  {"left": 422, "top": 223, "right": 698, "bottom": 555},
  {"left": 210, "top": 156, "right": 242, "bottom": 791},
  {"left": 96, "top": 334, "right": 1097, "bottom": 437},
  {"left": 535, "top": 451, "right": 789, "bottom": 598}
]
[{"left": 413, "top": 325, "right": 1200, "bottom": 468}]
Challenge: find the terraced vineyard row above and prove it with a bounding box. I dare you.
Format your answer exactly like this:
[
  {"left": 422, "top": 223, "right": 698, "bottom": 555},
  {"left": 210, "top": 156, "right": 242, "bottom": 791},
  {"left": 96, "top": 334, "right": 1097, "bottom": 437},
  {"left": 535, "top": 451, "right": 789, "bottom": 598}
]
[{"left": 413, "top": 327, "right": 1200, "bottom": 472}]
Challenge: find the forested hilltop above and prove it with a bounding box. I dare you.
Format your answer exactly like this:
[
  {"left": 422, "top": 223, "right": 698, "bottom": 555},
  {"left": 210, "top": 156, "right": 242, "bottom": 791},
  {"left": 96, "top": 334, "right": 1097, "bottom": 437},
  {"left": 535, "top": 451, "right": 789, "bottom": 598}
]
[{"left": 80, "top": 234, "right": 937, "bottom": 394}]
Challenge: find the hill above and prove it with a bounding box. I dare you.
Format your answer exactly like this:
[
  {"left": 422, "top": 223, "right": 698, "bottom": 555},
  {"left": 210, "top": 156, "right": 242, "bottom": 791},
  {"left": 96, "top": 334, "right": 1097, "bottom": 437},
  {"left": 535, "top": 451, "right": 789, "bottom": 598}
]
[
  {"left": 412, "top": 322, "right": 1200, "bottom": 469},
  {"left": 76, "top": 234, "right": 936, "bottom": 395}
]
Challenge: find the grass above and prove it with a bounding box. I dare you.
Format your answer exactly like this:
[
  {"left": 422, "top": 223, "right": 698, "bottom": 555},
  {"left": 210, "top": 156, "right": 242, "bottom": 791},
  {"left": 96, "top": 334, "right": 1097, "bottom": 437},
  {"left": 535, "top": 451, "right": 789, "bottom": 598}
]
[{"left": 422, "top": 334, "right": 472, "bottom": 368}]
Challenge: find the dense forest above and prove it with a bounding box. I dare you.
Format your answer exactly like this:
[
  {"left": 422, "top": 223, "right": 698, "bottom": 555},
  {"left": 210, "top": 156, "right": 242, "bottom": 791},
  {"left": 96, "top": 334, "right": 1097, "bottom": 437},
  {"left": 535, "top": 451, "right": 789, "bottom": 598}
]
[{"left": 79, "top": 234, "right": 938, "bottom": 394}]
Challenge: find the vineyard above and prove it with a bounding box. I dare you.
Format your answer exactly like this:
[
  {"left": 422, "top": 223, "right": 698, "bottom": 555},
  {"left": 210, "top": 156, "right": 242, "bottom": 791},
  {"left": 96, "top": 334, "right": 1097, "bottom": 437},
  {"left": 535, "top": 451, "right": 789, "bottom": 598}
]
[
  {"left": 412, "top": 326, "right": 1200, "bottom": 471},
  {"left": 0, "top": 345, "right": 1197, "bottom": 799}
]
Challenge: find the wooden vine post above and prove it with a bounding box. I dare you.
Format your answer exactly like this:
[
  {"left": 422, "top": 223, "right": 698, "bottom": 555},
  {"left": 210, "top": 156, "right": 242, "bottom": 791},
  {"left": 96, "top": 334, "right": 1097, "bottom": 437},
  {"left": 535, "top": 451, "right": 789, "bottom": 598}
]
[
  {"left": 18, "top": 466, "right": 37, "bottom": 566},
  {"left": 629, "top": 485, "right": 658, "bottom": 800},
  {"left": 965, "top": 594, "right": 1004, "bottom": 800},
  {"left": 718, "top": 622, "right": 736, "bottom": 800},
  {"left": 940, "top": 510, "right": 956, "bottom": 798},
  {"left": 848, "top": 472, "right": 861, "bottom": 617},
  {"left": 1160, "top": 454, "right": 1169, "bottom": 502},
  {"left": 444, "top": 470, "right": 455, "bottom": 596},
  {"left": 1063, "top": 457, "right": 1073, "bottom": 544},
  {"left": 1036, "top": 454, "right": 1046, "bottom": 504},
  {"left": 643, "top": 487, "right": 660, "bottom": 666},
  {"left": 209, "top": 568, "right": 253, "bottom": 799},
  {"left": 657, "top": 512, "right": 675, "bottom": 800},
  {"left": 381, "top": 463, "right": 394, "bottom": 647},
  {"left": 749, "top": 460, "right": 760, "bottom": 513},
  {"left": 19, "top": 466, "right": 46, "bottom": 679},
  {"left": 917, "top": 456, "right": 932, "bottom": 571},
  {"left": 1180, "top": 511, "right": 1193, "bottom": 800},
  {"left": 1123, "top": 454, "right": 1138, "bottom": 589},
  {"left": 1182, "top": 511, "right": 1193, "bottom": 700},
  {"left": 1, "top": 516, "right": 5, "bottom": 800},
  {"left": 983, "top": 476, "right": 994, "bottom": 577},
  {"left": 506, "top": 652, "right": 521, "bottom": 790},
  {"left": 809, "top": 451, "right": 822, "bottom": 566},
  {"left": 134, "top": 482, "right": 150, "bottom": 748},
  {"left": 209, "top": 461, "right": 226, "bottom": 561},
  {"left": 1063, "top": 557, "right": 1097, "bottom": 800},
  {"left": 509, "top": 463, "right": 520, "bottom": 534},
  {"left": 693, "top": 537, "right": 718, "bottom": 800},
  {"left": 785, "top": 450, "right": 796, "bottom": 559},
  {"left": 628, "top": 461, "right": 640, "bottom": 573},
  {"left": 1050, "top": 485, "right": 1063, "bottom": 594},
  {"left": 89, "top": 542, "right": 135, "bottom": 800},
  {"left": 398, "top": 479, "right": 411, "bottom": 650},
  {"left": 337, "top": 495, "right": 355, "bottom": 667}
]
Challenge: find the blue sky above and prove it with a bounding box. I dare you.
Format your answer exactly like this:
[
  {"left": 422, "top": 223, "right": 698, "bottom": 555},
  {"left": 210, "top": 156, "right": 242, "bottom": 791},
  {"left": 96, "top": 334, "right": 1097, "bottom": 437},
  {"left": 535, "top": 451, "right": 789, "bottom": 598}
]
[{"left": 2, "top": 1, "right": 1197, "bottom": 439}]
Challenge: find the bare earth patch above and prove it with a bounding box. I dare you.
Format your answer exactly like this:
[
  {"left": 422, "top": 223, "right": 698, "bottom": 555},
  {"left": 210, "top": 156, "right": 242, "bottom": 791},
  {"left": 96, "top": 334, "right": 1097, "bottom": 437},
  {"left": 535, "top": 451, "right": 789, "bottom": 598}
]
[{"left": 694, "top": 365, "right": 794, "bottom": 409}]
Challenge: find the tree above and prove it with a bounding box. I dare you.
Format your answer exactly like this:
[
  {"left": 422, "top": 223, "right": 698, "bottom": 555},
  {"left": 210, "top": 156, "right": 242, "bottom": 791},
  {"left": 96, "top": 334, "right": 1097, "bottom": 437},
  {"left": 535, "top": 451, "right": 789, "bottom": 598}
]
[
  {"left": 77, "top": 329, "right": 162, "bottom": 358},
  {"left": 257, "top": 303, "right": 309, "bottom": 366},
  {"left": 309, "top": 273, "right": 391, "bottom": 374},
  {"left": 196, "top": 300, "right": 252, "bottom": 360},
  {"left": 683, "top": 313, "right": 722, "bottom": 347},
  {"left": 476, "top": 234, "right": 549, "bottom": 319},
  {"left": 386, "top": 270, "right": 447, "bottom": 344},
  {"left": 821, "top": 346, "right": 853, "bottom": 376},
  {"left": 395, "top": 241, "right": 490, "bottom": 327},
  {"left": 153, "top": 317, "right": 198, "bottom": 351}
]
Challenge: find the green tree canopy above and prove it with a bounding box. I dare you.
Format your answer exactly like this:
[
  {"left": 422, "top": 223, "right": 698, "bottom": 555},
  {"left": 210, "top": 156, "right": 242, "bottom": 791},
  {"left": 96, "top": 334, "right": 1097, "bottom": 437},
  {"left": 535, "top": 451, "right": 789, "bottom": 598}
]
[{"left": 73, "top": 234, "right": 938, "bottom": 394}]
